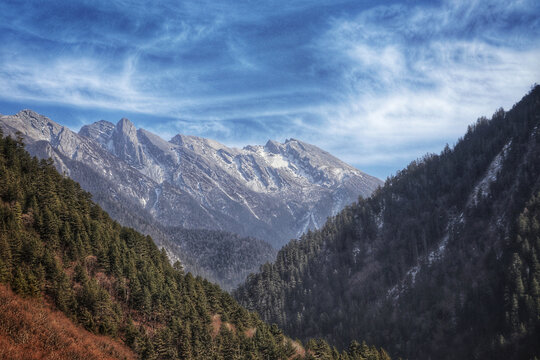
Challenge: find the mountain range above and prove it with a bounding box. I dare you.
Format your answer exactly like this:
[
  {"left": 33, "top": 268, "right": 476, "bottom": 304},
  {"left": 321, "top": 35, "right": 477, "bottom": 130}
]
[
  {"left": 78, "top": 116, "right": 381, "bottom": 246},
  {"left": 0, "top": 111, "right": 381, "bottom": 289}
]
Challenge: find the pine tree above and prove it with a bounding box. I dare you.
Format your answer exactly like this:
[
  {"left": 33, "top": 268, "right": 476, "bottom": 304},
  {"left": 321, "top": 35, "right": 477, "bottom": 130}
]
[{"left": 11, "top": 268, "right": 28, "bottom": 296}]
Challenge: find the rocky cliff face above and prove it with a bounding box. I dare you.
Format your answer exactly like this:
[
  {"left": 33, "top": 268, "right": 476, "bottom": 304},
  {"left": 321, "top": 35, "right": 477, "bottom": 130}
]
[{"left": 1, "top": 110, "right": 382, "bottom": 248}]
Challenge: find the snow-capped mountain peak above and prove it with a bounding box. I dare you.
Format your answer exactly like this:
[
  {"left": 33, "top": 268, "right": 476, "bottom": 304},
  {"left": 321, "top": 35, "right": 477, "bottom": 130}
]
[{"left": 1, "top": 112, "right": 382, "bottom": 247}]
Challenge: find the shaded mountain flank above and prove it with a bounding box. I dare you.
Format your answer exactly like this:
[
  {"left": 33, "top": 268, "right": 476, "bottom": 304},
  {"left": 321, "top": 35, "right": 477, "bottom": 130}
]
[{"left": 235, "top": 86, "right": 540, "bottom": 359}]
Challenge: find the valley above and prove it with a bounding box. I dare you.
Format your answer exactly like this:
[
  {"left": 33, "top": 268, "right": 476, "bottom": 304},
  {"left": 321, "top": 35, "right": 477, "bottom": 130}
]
[
  {"left": 1, "top": 0, "right": 537, "bottom": 358},
  {"left": 1, "top": 88, "right": 539, "bottom": 359}
]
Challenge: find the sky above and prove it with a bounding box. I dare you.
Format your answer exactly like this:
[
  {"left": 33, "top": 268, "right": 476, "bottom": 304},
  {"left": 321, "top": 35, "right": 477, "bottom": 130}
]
[{"left": 1, "top": 0, "right": 539, "bottom": 179}]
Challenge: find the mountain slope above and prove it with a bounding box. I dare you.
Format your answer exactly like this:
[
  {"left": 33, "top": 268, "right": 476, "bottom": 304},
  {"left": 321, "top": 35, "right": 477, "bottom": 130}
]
[
  {"left": 164, "top": 227, "right": 276, "bottom": 291},
  {"left": 0, "top": 284, "right": 136, "bottom": 360},
  {"left": 0, "top": 131, "right": 390, "bottom": 359},
  {"left": 235, "top": 86, "right": 540, "bottom": 359}
]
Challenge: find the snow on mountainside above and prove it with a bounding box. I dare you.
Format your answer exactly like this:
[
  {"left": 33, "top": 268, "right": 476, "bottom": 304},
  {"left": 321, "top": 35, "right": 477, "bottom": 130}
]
[
  {"left": 1, "top": 110, "right": 382, "bottom": 247},
  {"left": 82, "top": 119, "right": 373, "bottom": 195}
]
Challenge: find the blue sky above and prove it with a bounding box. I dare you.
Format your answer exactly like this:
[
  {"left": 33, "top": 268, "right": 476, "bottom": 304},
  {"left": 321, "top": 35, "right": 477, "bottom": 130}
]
[{"left": 1, "top": 0, "right": 539, "bottom": 179}]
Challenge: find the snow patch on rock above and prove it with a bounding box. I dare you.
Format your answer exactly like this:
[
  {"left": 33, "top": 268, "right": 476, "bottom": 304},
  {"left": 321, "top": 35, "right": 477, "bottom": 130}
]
[
  {"left": 428, "top": 234, "right": 448, "bottom": 264},
  {"left": 468, "top": 141, "right": 511, "bottom": 206}
]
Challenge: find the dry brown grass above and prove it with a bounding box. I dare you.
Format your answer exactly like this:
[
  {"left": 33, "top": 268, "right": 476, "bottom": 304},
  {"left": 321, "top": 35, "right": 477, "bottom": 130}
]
[
  {"left": 244, "top": 327, "right": 256, "bottom": 338},
  {"left": 291, "top": 340, "right": 306, "bottom": 358},
  {"left": 210, "top": 314, "right": 237, "bottom": 338},
  {"left": 0, "top": 284, "right": 136, "bottom": 360},
  {"left": 283, "top": 338, "right": 306, "bottom": 359},
  {"left": 211, "top": 314, "right": 222, "bottom": 338}
]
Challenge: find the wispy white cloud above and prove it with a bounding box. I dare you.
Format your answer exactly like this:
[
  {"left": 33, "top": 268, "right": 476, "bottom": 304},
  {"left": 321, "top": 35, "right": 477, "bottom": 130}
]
[
  {"left": 0, "top": 56, "right": 167, "bottom": 113},
  {"left": 305, "top": 0, "right": 540, "bottom": 174},
  {"left": 0, "top": 0, "right": 539, "bottom": 179}
]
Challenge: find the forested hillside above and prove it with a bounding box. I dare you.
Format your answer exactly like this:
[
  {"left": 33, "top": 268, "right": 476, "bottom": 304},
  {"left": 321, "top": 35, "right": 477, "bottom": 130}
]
[
  {"left": 79, "top": 189, "right": 276, "bottom": 292},
  {"left": 0, "top": 131, "right": 389, "bottom": 359},
  {"left": 235, "top": 86, "right": 540, "bottom": 359},
  {"left": 164, "top": 228, "right": 276, "bottom": 292}
]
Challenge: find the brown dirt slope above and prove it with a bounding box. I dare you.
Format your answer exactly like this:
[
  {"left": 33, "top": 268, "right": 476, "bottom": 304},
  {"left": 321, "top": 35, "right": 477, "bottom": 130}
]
[{"left": 0, "top": 284, "right": 135, "bottom": 360}]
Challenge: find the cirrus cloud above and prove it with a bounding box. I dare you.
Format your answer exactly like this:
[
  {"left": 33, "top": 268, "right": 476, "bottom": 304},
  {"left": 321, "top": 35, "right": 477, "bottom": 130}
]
[{"left": 0, "top": 0, "right": 538, "bottom": 179}]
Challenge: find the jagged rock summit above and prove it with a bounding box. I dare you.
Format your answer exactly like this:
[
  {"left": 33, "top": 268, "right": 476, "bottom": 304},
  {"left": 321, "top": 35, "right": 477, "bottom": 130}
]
[{"left": 1, "top": 110, "right": 382, "bottom": 247}]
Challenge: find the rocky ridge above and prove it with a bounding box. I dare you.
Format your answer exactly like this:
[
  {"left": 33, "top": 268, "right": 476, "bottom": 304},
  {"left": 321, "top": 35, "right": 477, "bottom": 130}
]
[{"left": 1, "top": 110, "right": 381, "bottom": 247}]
